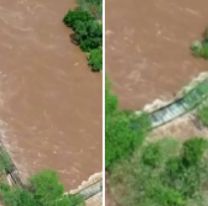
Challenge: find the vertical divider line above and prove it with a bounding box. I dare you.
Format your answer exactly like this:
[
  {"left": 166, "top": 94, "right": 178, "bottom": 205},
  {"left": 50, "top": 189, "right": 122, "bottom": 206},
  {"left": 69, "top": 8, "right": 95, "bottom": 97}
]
[{"left": 102, "top": 0, "right": 106, "bottom": 204}]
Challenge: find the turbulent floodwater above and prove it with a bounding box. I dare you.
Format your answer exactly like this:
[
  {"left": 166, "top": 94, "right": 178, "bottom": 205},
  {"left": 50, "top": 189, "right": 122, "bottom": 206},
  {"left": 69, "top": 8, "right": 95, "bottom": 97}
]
[
  {"left": 106, "top": 0, "right": 208, "bottom": 110},
  {"left": 0, "top": 0, "right": 101, "bottom": 189}
]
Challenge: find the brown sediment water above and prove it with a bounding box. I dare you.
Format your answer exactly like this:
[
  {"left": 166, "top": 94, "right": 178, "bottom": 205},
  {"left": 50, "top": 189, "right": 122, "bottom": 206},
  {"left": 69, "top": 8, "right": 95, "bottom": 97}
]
[
  {"left": 0, "top": 0, "right": 101, "bottom": 189},
  {"left": 106, "top": 0, "right": 208, "bottom": 110}
]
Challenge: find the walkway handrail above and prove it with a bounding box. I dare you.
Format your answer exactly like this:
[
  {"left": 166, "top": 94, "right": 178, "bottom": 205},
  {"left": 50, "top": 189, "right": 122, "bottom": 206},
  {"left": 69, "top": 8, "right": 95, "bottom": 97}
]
[{"left": 137, "top": 77, "right": 208, "bottom": 128}]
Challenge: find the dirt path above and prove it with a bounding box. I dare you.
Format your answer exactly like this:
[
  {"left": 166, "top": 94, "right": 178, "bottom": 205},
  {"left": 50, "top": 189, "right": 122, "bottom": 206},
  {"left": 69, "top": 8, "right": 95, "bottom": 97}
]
[
  {"left": 0, "top": 0, "right": 101, "bottom": 190},
  {"left": 106, "top": 0, "right": 208, "bottom": 110}
]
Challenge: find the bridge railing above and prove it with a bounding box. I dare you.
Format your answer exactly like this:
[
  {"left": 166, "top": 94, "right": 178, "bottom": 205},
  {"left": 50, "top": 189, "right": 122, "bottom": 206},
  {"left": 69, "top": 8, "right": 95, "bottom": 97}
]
[{"left": 136, "top": 77, "right": 208, "bottom": 128}]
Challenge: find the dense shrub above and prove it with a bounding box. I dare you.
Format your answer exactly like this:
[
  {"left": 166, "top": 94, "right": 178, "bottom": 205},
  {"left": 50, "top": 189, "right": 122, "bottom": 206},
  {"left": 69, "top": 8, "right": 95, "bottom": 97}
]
[
  {"left": 162, "top": 138, "right": 207, "bottom": 198},
  {"left": 191, "top": 41, "right": 208, "bottom": 58},
  {"left": 64, "top": 12, "right": 102, "bottom": 52},
  {"left": 74, "top": 20, "right": 102, "bottom": 51},
  {"left": 110, "top": 138, "right": 208, "bottom": 206},
  {"left": 0, "top": 170, "right": 84, "bottom": 206},
  {"left": 63, "top": 9, "right": 93, "bottom": 29},
  {"left": 88, "top": 48, "right": 102, "bottom": 71},
  {"left": 182, "top": 138, "right": 207, "bottom": 166},
  {"left": 161, "top": 139, "right": 208, "bottom": 198},
  {"left": 142, "top": 143, "right": 162, "bottom": 167},
  {"left": 148, "top": 184, "right": 185, "bottom": 206}
]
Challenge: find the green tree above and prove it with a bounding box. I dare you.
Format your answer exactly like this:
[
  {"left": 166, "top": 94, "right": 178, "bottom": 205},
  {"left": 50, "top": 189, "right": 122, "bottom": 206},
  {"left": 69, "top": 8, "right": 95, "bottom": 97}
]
[
  {"left": 63, "top": 9, "right": 93, "bottom": 29},
  {"left": 76, "top": 21, "right": 102, "bottom": 51},
  {"left": 182, "top": 138, "right": 208, "bottom": 167}
]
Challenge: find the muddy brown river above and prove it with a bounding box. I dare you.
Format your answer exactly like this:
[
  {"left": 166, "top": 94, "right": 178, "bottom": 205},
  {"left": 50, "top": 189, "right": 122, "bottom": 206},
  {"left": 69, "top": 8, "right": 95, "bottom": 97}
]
[
  {"left": 106, "top": 0, "right": 208, "bottom": 110},
  {"left": 0, "top": 0, "right": 102, "bottom": 189}
]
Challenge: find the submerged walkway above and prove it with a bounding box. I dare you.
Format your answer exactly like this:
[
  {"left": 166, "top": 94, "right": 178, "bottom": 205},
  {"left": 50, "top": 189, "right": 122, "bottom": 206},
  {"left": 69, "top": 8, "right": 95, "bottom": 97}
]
[
  {"left": 136, "top": 74, "right": 208, "bottom": 128},
  {"left": 69, "top": 172, "right": 102, "bottom": 205},
  {"left": 78, "top": 181, "right": 102, "bottom": 200}
]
